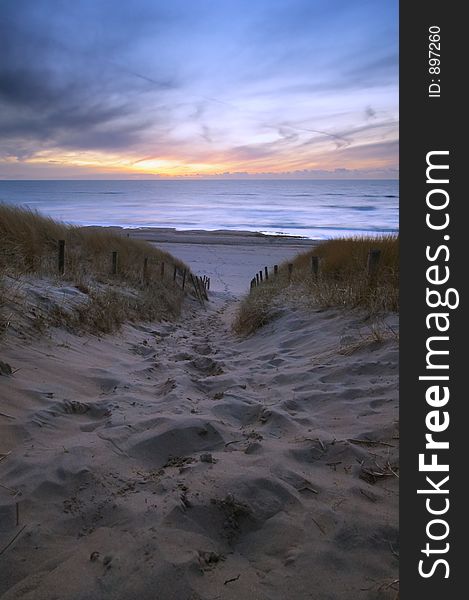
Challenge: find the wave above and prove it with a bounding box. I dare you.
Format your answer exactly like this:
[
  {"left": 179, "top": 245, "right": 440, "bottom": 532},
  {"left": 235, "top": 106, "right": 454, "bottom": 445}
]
[
  {"left": 215, "top": 193, "right": 259, "bottom": 196},
  {"left": 282, "top": 193, "right": 314, "bottom": 197},
  {"left": 0, "top": 179, "right": 398, "bottom": 240},
  {"left": 362, "top": 194, "right": 398, "bottom": 198},
  {"left": 326, "top": 205, "right": 376, "bottom": 211}
]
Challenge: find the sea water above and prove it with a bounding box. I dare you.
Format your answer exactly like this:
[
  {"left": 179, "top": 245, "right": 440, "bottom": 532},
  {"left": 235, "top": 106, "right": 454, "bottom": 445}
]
[{"left": 0, "top": 179, "right": 398, "bottom": 240}]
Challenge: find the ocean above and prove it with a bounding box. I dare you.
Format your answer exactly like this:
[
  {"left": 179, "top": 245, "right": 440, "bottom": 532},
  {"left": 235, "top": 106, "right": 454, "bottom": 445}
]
[{"left": 0, "top": 179, "right": 398, "bottom": 240}]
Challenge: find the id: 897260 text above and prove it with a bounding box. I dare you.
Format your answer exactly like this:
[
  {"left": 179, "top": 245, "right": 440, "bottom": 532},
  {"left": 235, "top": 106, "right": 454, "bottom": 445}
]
[{"left": 428, "top": 25, "right": 441, "bottom": 98}]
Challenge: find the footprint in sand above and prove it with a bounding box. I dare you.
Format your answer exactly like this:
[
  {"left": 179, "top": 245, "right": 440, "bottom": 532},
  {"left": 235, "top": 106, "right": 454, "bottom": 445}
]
[
  {"left": 190, "top": 356, "right": 224, "bottom": 376},
  {"left": 192, "top": 343, "right": 213, "bottom": 356}
]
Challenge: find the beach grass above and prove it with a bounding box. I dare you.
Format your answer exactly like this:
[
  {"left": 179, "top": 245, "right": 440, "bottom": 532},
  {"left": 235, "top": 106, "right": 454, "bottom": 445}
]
[
  {"left": 234, "top": 235, "right": 399, "bottom": 335},
  {"left": 0, "top": 204, "right": 189, "bottom": 335}
]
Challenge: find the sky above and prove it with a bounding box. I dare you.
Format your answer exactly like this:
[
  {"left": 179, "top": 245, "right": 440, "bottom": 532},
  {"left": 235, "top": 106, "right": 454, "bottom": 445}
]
[{"left": 0, "top": 0, "right": 398, "bottom": 179}]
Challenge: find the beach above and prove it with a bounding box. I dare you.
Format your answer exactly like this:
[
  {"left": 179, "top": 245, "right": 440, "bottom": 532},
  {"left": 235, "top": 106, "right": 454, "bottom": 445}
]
[
  {"left": 126, "top": 228, "right": 316, "bottom": 295},
  {"left": 0, "top": 229, "right": 398, "bottom": 600},
  {"left": 0, "top": 179, "right": 399, "bottom": 240},
  {"left": 1, "top": 1, "right": 400, "bottom": 596}
]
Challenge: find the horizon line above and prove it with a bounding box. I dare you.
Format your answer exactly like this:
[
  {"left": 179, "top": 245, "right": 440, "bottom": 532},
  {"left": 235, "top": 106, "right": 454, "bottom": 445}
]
[{"left": 0, "top": 177, "right": 399, "bottom": 182}]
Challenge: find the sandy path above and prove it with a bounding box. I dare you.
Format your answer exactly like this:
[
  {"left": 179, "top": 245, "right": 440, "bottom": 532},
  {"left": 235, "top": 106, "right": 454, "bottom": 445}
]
[
  {"left": 0, "top": 292, "right": 398, "bottom": 600},
  {"left": 151, "top": 242, "right": 310, "bottom": 295}
]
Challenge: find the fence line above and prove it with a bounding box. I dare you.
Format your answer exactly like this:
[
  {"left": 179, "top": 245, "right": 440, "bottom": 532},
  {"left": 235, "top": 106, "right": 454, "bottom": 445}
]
[
  {"left": 56, "top": 242, "right": 209, "bottom": 304},
  {"left": 249, "top": 250, "right": 381, "bottom": 292}
]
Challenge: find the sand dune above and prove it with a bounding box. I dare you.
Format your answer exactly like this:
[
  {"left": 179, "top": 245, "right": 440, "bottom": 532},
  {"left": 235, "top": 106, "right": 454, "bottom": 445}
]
[{"left": 0, "top": 283, "right": 398, "bottom": 599}]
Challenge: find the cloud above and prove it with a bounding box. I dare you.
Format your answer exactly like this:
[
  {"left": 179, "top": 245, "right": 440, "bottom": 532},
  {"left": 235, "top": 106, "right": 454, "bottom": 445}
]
[
  {"left": 0, "top": 2, "right": 179, "bottom": 157},
  {"left": 0, "top": 0, "right": 398, "bottom": 176}
]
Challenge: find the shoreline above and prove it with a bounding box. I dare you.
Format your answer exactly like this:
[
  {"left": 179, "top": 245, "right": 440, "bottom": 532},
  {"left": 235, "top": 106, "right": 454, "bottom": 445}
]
[
  {"left": 82, "top": 225, "right": 398, "bottom": 247},
  {"left": 82, "top": 226, "right": 317, "bottom": 247}
]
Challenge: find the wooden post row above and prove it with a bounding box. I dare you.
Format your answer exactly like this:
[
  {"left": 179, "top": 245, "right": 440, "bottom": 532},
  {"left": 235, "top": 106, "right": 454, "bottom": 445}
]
[
  {"left": 194, "top": 275, "right": 207, "bottom": 304},
  {"left": 199, "top": 277, "right": 205, "bottom": 301},
  {"left": 196, "top": 276, "right": 204, "bottom": 300},
  {"left": 204, "top": 278, "right": 208, "bottom": 301},
  {"left": 190, "top": 274, "right": 203, "bottom": 306}
]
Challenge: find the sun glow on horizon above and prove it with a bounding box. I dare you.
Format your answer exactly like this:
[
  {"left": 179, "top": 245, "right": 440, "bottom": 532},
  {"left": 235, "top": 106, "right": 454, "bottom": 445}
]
[
  {"left": 0, "top": 1, "right": 398, "bottom": 180},
  {"left": 1, "top": 142, "right": 397, "bottom": 179}
]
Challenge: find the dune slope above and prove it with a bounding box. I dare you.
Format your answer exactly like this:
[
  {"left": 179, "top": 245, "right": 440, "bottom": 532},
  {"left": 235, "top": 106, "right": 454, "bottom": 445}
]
[{"left": 0, "top": 293, "right": 398, "bottom": 600}]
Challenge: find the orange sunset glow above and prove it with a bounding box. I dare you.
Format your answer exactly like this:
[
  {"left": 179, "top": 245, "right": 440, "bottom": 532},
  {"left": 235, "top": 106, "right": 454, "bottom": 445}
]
[{"left": 0, "top": 1, "right": 398, "bottom": 180}]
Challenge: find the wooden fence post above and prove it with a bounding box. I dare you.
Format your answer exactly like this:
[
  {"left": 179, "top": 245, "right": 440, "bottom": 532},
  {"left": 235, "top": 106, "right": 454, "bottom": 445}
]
[
  {"left": 200, "top": 276, "right": 208, "bottom": 300},
  {"left": 288, "top": 263, "right": 293, "bottom": 282},
  {"left": 256, "top": 273, "right": 260, "bottom": 285},
  {"left": 182, "top": 269, "right": 187, "bottom": 290},
  {"left": 58, "top": 240, "right": 65, "bottom": 275},
  {"left": 111, "top": 251, "right": 118, "bottom": 275},
  {"left": 173, "top": 265, "right": 178, "bottom": 282},
  {"left": 207, "top": 277, "right": 210, "bottom": 291},
  {"left": 160, "top": 262, "right": 165, "bottom": 278},
  {"left": 259, "top": 270, "right": 263, "bottom": 283},
  {"left": 274, "top": 265, "right": 278, "bottom": 276},
  {"left": 195, "top": 275, "right": 208, "bottom": 300},
  {"left": 264, "top": 266, "right": 268, "bottom": 280},
  {"left": 194, "top": 275, "right": 208, "bottom": 303},
  {"left": 367, "top": 249, "right": 381, "bottom": 282},
  {"left": 190, "top": 274, "right": 204, "bottom": 307},
  {"left": 311, "top": 255, "right": 319, "bottom": 280}
]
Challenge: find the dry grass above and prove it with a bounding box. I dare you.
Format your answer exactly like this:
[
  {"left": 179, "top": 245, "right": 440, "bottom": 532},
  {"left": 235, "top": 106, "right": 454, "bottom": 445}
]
[
  {"left": 292, "top": 235, "right": 398, "bottom": 312},
  {"left": 235, "top": 235, "right": 399, "bottom": 335},
  {"left": 0, "top": 204, "right": 190, "bottom": 336},
  {"left": 0, "top": 204, "right": 185, "bottom": 284},
  {"left": 232, "top": 285, "right": 278, "bottom": 335}
]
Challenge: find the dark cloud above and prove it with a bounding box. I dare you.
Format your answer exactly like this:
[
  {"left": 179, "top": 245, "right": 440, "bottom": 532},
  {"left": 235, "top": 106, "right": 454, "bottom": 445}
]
[
  {"left": 0, "top": 1, "right": 179, "bottom": 156},
  {"left": 0, "top": 0, "right": 398, "bottom": 175}
]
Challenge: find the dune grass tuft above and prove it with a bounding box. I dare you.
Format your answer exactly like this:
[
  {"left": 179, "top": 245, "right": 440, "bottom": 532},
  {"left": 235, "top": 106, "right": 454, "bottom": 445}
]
[
  {"left": 234, "top": 235, "right": 399, "bottom": 335},
  {"left": 0, "top": 204, "right": 190, "bottom": 336},
  {"left": 232, "top": 285, "right": 278, "bottom": 336}
]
